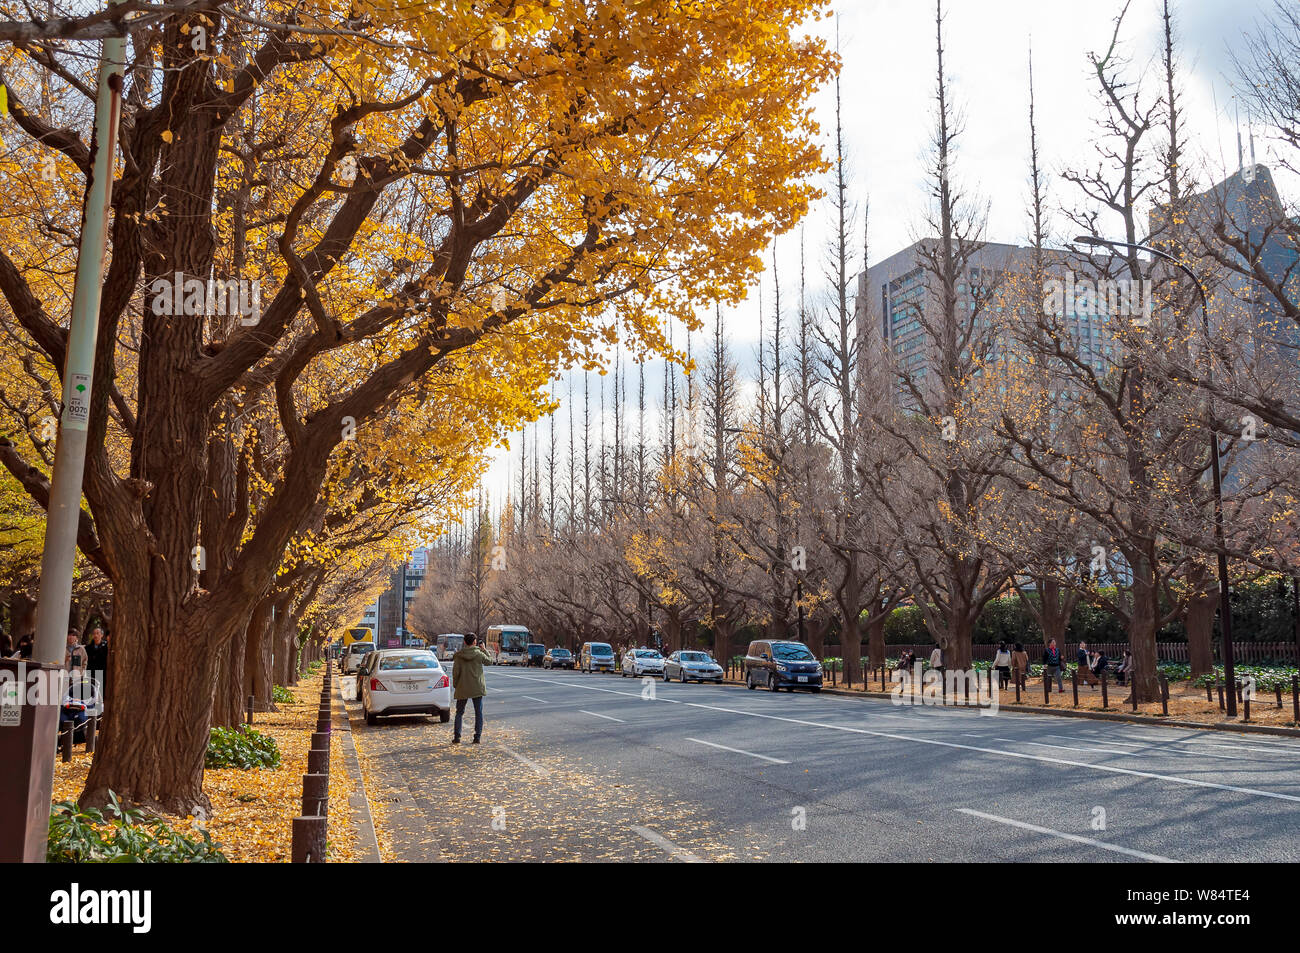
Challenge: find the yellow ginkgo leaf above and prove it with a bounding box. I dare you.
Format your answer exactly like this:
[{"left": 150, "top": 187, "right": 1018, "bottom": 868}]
[{"left": 161, "top": 129, "right": 174, "bottom": 144}]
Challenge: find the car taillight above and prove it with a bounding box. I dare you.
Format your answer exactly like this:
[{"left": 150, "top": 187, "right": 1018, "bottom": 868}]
[
  {"left": 435, "top": 674, "right": 449, "bottom": 689},
  {"left": 370, "top": 678, "right": 388, "bottom": 692}
]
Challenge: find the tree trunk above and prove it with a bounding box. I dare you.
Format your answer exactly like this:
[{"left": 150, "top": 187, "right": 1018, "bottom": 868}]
[
  {"left": 1126, "top": 551, "right": 1162, "bottom": 703},
  {"left": 840, "top": 614, "right": 862, "bottom": 687},
  {"left": 1185, "top": 590, "right": 1216, "bottom": 679},
  {"left": 866, "top": 614, "right": 886, "bottom": 670},
  {"left": 714, "top": 614, "right": 734, "bottom": 667},
  {"left": 211, "top": 623, "right": 247, "bottom": 729},
  {"left": 82, "top": 600, "right": 245, "bottom": 816},
  {"left": 244, "top": 604, "right": 276, "bottom": 714},
  {"left": 805, "top": 613, "right": 825, "bottom": 658},
  {"left": 942, "top": 614, "right": 974, "bottom": 671}
]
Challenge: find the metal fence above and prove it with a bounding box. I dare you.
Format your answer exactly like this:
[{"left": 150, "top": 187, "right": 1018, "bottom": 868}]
[{"left": 855, "top": 641, "right": 1299, "bottom": 665}]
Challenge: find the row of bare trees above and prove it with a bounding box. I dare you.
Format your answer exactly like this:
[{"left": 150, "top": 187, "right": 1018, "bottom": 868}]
[{"left": 418, "top": 0, "right": 1300, "bottom": 705}]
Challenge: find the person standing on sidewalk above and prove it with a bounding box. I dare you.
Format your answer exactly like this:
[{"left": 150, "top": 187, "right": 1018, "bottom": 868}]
[
  {"left": 451, "top": 633, "right": 491, "bottom": 745},
  {"left": 992, "top": 642, "right": 1012, "bottom": 690},
  {"left": 1042, "top": 639, "right": 1064, "bottom": 693}
]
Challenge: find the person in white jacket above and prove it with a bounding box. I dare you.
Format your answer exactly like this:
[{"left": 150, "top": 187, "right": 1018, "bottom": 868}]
[{"left": 992, "top": 642, "right": 1012, "bottom": 689}]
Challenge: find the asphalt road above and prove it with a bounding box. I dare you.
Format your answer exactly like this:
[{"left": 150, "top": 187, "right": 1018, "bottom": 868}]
[{"left": 348, "top": 665, "right": 1300, "bottom": 863}]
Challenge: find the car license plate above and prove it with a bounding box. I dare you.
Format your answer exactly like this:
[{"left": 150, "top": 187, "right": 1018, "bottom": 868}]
[{"left": 797, "top": 675, "right": 808, "bottom": 683}]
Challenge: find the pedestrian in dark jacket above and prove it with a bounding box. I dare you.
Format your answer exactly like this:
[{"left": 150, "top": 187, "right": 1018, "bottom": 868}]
[
  {"left": 85, "top": 627, "right": 109, "bottom": 676},
  {"left": 1042, "top": 640, "right": 1064, "bottom": 693},
  {"left": 451, "top": 633, "right": 491, "bottom": 745}
]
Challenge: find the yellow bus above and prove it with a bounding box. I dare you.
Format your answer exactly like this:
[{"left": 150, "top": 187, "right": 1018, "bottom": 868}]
[{"left": 343, "top": 626, "right": 374, "bottom": 647}]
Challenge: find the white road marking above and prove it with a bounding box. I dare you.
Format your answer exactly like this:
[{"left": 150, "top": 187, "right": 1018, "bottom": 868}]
[
  {"left": 519, "top": 695, "right": 550, "bottom": 704},
  {"left": 490, "top": 671, "right": 1300, "bottom": 803},
  {"left": 999, "top": 738, "right": 1137, "bottom": 757},
  {"left": 497, "top": 743, "right": 550, "bottom": 777},
  {"left": 1049, "top": 735, "right": 1143, "bottom": 746},
  {"left": 1046, "top": 733, "right": 1297, "bottom": 760},
  {"left": 631, "top": 825, "right": 703, "bottom": 863},
  {"left": 686, "top": 737, "right": 790, "bottom": 764},
  {"left": 579, "top": 709, "right": 626, "bottom": 723},
  {"left": 956, "top": 808, "right": 1179, "bottom": 863}
]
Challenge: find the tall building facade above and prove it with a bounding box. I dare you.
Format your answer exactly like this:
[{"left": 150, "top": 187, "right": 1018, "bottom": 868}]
[
  {"left": 855, "top": 239, "right": 1126, "bottom": 403},
  {"left": 355, "top": 546, "right": 429, "bottom": 648}
]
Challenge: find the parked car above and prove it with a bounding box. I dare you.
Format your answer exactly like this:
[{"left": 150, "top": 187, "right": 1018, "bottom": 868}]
[
  {"left": 621, "top": 648, "right": 665, "bottom": 677},
  {"left": 543, "top": 647, "right": 574, "bottom": 669},
  {"left": 662, "top": 650, "right": 723, "bottom": 683},
  {"left": 744, "top": 639, "right": 823, "bottom": 692},
  {"left": 360, "top": 649, "right": 452, "bottom": 725},
  {"left": 579, "top": 641, "right": 616, "bottom": 673},
  {"left": 342, "top": 640, "right": 375, "bottom": 675},
  {"left": 526, "top": 643, "right": 547, "bottom": 667}
]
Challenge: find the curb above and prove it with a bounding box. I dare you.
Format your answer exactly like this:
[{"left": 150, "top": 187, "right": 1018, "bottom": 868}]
[
  {"left": 332, "top": 679, "right": 382, "bottom": 863},
  {"left": 721, "top": 678, "right": 1300, "bottom": 739}
]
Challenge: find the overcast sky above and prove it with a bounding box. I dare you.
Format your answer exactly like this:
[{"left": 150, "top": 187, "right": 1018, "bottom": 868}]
[{"left": 475, "top": 0, "right": 1296, "bottom": 512}]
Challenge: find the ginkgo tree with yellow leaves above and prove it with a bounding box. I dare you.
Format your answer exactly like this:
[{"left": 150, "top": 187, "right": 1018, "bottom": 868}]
[{"left": 0, "top": 0, "right": 835, "bottom": 813}]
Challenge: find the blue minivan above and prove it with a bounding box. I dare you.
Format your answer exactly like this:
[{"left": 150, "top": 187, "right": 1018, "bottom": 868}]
[{"left": 744, "top": 639, "right": 823, "bottom": 692}]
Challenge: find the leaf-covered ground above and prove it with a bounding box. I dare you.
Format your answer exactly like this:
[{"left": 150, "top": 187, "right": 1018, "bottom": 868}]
[
  {"left": 52, "top": 673, "right": 358, "bottom": 862},
  {"left": 354, "top": 711, "right": 750, "bottom": 862}
]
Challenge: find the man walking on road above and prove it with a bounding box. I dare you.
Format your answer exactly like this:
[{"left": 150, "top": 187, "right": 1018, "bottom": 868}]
[{"left": 451, "top": 633, "right": 491, "bottom": 745}]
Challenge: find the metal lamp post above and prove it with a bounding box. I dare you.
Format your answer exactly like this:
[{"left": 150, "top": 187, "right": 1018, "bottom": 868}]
[
  {"left": 1075, "top": 235, "right": 1237, "bottom": 715},
  {"left": 0, "top": 2, "right": 126, "bottom": 861}
]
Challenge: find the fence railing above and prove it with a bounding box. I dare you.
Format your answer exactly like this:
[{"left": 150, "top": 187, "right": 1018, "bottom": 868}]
[
  {"left": 291, "top": 668, "right": 333, "bottom": 863},
  {"left": 848, "top": 642, "right": 1298, "bottom": 664}
]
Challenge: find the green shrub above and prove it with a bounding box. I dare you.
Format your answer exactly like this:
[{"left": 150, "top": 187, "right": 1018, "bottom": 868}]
[
  {"left": 205, "top": 725, "right": 281, "bottom": 770},
  {"left": 272, "top": 684, "right": 295, "bottom": 705},
  {"left": 48, "top": 793, "right": 228, "bottom": 863}
]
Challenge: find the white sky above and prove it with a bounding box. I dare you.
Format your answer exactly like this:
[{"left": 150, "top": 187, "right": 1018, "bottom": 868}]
[{"left": 472, "top": 0, "right": 1296, "bottom": 514}]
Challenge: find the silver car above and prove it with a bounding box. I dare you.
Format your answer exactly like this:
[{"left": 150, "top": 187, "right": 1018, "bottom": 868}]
[
  {"left": 662, "top": 650, "right": 724, "bottom": 683},
  {"left": 621, "top": 648, "right": 665, "bottom": 677}
]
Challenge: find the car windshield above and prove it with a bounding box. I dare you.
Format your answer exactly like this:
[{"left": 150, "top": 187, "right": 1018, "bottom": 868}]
[
  {"left": 635, "top": 650, "right": 661, "bottom": 658},
  {"left": 379, "top": 654, "right": 439, "bottom": 671},
  {"left": 681, "top": 652, "right": 710, "bottom": 662},
  {"left": 528, "top": 645, "right": 544, "bottom": 654},
  {"left": 772, "top": 643, "right": 815, "bottom": 661},
  {"left": 590, "top": 645, "right": 613, "bottom": 656},
  {"left": 353, "top": 643, "right": 373, "bottom": 653},
  {"left": 551, "top": 649, "right": 570, "bottom": 656}
]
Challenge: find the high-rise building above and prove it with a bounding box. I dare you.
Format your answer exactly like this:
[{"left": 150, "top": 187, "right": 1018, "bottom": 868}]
[
  {"left": 1169, "top": 164, "right": 1299, "bottom": 364},
  {"left": 355, "top": 547, "right": 429, "bottom": 648},
  {"left": 855, "top": 239, "right": 1127, "bottom": 404}
]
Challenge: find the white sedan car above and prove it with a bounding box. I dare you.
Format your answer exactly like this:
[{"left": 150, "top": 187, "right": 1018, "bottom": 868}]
[
  {"left": 621, "top": 648, "right": 665, "bottom": 677},
  {"left": 360, "top": 649, "right": 452, "bottom": 725}
]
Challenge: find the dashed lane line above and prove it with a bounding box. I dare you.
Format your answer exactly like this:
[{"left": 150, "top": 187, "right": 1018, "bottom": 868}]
[{"left": 956, "top": 808, "right": 1179, "bottom": 863}]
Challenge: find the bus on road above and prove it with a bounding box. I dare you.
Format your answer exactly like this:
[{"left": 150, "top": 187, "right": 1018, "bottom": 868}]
[
  {"left": 344, "top": 626, "right": 374, "bottom": 647},
  {"left": 486, "top": 625, "right": 530, "bottom": 665},
  {"left": 435, "top": 633, "right": 465, "bottom": 661}
]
